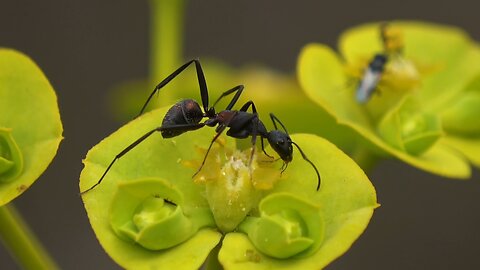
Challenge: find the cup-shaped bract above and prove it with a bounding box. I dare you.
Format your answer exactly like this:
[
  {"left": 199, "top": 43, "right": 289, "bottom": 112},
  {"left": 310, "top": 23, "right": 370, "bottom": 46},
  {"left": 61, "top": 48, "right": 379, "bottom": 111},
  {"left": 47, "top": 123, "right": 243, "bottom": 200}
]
[
  {"left": 0, "top": 49, "right": 63, "bottom": 205},
  {"left": 0, "top": 128, "right": 23, "bottom": 182},
  {"left": 109, "top": 178, "right": 215, "bottom": 250},
  {"left": 238, "top": 193, "right": 324, "bottom": 259},
  {"left": 377, "top": 96, "right": 443, "bottom": 155}
]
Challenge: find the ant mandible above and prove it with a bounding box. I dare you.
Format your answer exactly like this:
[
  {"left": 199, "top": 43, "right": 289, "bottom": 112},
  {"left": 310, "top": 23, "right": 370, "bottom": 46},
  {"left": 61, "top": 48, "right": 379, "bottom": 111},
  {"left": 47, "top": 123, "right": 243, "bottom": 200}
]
[{"left": 81, "top": 60, "right": 321, "bottom": 194}]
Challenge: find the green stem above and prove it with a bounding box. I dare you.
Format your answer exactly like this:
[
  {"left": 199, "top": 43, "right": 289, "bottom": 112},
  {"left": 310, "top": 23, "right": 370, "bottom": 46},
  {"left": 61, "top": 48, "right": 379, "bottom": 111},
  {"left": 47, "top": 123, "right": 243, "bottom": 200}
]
[
  {"left": 351, "top": 145, "right": 379, "bottom": 174},
  {"left": 0, "top": 204, "right": 59, "bottom": 270},
  {"left": 149, "top": 0, "right": 185, "bottom": 81},
  {"left": 204, "top": 241, "right": 223, "bottom": 270}
]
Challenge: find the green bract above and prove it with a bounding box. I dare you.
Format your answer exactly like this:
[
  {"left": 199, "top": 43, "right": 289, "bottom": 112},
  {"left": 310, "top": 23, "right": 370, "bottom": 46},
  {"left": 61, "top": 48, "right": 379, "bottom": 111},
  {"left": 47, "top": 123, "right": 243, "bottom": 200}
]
[
  {"left": 80, "top": 106, "right": 377, "bottom": 269},
  {"left": 238, "top": 193, "right": 324, "bottom": 259},
  {"left": 298, "top": 21, "right": 480, "bottom": 178},
  {"left": 109, "top": 178, "right": 215, "bottom": 250},
  {"left": 0, "top": 128, "right": 23, "bottom": 182},
  {"left": 377, "top": 96, "right": 443, "bottom": 155},
  {"left": 0, "top": 48, "right": 63, "bottom": 205}
]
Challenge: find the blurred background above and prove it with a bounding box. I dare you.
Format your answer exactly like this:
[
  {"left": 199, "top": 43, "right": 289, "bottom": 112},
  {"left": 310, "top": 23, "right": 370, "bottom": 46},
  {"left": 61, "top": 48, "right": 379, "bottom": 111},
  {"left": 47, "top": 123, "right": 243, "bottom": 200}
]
[{"left": 1, "top": 0, "right": 480, "bottom": 269}]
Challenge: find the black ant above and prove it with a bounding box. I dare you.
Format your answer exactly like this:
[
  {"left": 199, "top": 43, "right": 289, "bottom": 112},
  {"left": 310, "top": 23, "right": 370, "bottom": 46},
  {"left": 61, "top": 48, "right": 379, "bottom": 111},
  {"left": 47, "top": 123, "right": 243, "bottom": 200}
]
[{"left": 81, "top": 60, "right": 321, "bottom": 195}]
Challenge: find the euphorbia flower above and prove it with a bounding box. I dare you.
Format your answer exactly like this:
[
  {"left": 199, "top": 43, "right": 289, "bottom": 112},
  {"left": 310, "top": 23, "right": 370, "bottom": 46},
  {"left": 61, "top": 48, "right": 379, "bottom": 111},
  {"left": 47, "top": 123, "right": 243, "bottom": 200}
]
[
  {"left": 80, "top": 106, "right": 377, "bottom": 269},
  {"left": 0, "top": 48, "right": 63, "bottom": 205},
  {"left": 298, "top": 21, "right": 480, "bottom": 178}
]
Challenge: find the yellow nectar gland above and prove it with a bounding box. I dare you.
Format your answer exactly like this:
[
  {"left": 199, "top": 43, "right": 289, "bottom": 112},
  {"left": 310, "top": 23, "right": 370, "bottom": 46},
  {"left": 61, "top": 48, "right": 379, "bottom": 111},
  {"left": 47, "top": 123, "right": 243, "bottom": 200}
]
[
  {"left": 383, "top": 57, "right": 421, "bottom": 92},
  {"left": 184, "top": 138, "right": 282, "bottom": 191},
  {"left": 182, "top": 137, "right": 282, "bottom": 232}
]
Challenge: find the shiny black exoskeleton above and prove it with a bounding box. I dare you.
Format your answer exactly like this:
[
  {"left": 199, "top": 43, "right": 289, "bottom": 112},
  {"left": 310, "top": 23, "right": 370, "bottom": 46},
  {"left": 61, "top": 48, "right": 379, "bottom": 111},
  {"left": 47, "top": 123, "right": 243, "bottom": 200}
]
[{"left": 81, "top": 60, "right": 321, "bottom": 194}]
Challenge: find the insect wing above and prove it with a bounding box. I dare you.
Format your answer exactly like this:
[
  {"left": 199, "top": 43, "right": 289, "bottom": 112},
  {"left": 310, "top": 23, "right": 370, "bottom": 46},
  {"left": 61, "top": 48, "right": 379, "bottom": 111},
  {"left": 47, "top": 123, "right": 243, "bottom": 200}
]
[{"left": 356, "top": 69, "right": 381, "bottom": 103}]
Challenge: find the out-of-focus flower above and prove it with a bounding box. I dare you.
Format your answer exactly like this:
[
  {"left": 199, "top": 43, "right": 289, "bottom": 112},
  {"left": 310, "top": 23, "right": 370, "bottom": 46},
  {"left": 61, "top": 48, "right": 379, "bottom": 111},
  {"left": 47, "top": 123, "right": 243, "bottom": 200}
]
[
  {"left": 0, "top": 48, "right": 63, "bottom": 205},
  {"left": 298, "top": 21, "right": 480, "bottom": 178}
]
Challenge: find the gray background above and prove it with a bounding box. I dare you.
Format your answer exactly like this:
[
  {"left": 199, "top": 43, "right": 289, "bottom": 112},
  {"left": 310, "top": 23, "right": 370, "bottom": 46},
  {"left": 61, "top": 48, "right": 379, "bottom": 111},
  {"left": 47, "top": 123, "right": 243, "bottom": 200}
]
[{"left": 1, "top": 0, "right": 480, "bottom": 269}]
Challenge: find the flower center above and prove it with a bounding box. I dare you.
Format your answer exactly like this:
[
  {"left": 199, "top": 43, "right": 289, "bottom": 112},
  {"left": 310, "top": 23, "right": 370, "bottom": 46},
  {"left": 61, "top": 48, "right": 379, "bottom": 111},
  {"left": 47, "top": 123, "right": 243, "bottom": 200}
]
[{"left": 187, "top": 138, "right": 282, "bottom": 232}]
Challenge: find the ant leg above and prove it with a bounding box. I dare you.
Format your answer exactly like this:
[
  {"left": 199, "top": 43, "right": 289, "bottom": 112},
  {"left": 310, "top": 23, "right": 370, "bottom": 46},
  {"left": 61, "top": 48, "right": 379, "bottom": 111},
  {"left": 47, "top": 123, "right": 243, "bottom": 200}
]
[
  {"left": 239, "top": 101, "right": 274, "bottom": 159},
  {"left": 249, "top": 117, "right": 259, "bottom": 167},
  {"left": 194, "top": 108, "right": 245, "bottom": 177},
  {"left": 260, "top": 137, "right": 274, "bottom": 158},
  {"left": 138, "top": 59, "right": 210, "bottom": 117},
  {"left": 241, "top": 102, "right": 273, "bottom": 159},
  {"left": 259, "top": 158, "right": 281, "bottom": 165},
  {"left": 269, "top": 113, "right": 289, "bottom": 134},
  {"left": 236, "top": 101, "right": 262, "bottom": 165},
  {"left": 291, "top": 141, "right": 321, "bottom": 191},
  {"left": 239, "top": 100, "right": 257, "bottom": 113},
  {"left": 193, "top": 125, "right": 227, "bottom": 178},
  {"left": 238, "top": 101, "right": 259, "bottom": 160},
  {"left": 81, "top": 123, "right": 205, "bottom": 195},
  {"left": 211, "top": 85, "right": 245, "bottom": 111}
]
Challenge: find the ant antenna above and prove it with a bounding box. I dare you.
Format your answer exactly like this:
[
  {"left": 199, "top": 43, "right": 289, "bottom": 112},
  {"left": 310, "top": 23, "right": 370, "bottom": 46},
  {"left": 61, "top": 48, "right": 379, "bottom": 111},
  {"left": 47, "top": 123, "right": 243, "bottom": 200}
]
[{"left": 291, "top": 141, "right": 321, "bottom": 191}]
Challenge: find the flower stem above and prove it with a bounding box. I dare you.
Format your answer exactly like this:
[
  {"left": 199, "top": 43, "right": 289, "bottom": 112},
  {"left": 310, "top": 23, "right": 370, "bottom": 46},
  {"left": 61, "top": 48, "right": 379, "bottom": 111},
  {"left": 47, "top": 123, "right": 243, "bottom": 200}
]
[
  {"left": 149, "top": 0, "right": 185, "bottom": 81},
  {"left": 0, "top": 204, "right": 59, "bottom": 270}
]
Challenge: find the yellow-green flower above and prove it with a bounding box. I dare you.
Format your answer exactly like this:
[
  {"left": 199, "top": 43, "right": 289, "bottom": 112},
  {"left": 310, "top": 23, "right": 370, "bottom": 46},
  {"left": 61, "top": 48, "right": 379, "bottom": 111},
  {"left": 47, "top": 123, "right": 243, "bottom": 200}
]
[
  {"left": 80, "top": 106, "right": 377, "bottom": 269},
  {"left": 0, "top": 48, "right": 63, "bottom": 205},
  {"left": 298, "top": 21, "right": 480, "bottom": 178}
]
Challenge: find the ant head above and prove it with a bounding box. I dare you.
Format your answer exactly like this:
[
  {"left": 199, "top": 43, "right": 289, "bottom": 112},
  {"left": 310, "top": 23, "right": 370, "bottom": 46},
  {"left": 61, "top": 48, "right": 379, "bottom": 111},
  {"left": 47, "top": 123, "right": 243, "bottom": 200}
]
[
  {"left": 267, "top": 113, "right": 321, "bottom": 191},
  {"left": 267, "top": 130, "right": 293, "bottom": 162}
]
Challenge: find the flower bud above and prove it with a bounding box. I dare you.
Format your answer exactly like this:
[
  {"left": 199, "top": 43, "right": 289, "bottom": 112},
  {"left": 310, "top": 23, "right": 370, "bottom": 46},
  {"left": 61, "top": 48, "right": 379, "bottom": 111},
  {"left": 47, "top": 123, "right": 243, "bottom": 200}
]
[
  {"left": 378, "top": 96, "right": 442, "bottom": 155},
  {"left": 109, "top": 178, "right": 215, "bottom": 250},
  {"left": 238, "top": 193, "right": 324, "bottom": 259}
]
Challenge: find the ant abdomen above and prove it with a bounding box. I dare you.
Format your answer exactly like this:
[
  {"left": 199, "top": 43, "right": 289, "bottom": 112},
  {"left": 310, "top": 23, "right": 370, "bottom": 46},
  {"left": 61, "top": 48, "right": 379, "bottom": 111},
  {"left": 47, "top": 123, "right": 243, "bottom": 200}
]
[{"left": 161, "top": 99, "right": 203, "bottom": 138}]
